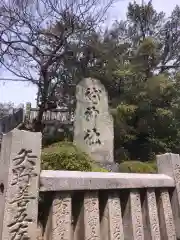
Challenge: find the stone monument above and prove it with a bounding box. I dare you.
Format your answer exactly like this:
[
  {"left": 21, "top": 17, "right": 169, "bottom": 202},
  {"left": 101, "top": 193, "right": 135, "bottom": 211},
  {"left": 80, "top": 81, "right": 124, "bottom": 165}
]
[
  {"left": 73, "top": 78, "right": 114, "bottom": 167},
  {"left": 0, "top": 129, "right": 42, "bottom": 240}
]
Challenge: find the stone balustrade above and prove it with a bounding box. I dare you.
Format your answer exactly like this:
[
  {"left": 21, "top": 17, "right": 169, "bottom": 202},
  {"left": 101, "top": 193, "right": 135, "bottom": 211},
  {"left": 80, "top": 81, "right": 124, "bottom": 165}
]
[{"left": 39, "top": 168, "right": 177, "bottom": 239}]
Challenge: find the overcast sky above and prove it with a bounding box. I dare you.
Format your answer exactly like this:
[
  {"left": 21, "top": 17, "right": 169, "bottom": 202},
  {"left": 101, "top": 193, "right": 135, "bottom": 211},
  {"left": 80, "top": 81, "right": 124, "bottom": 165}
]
[{"left": 0, "top": 0, "right": 179, "bottom": 107}]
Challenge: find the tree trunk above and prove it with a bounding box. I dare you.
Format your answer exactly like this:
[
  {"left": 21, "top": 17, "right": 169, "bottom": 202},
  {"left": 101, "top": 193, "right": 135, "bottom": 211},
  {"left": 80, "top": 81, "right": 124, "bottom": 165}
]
[
  {"left": 34, "top": 71, "right": 49, "bottom": 132},
  {"left": 33, "top": 104, "right": 45, "bottom": 132}
]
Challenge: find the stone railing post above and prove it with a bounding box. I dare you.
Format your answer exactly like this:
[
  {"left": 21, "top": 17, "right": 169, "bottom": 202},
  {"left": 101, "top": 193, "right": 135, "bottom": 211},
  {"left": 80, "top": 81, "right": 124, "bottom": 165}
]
[
  {"left": 157, "top": 153, "right": 180, "bottom": 238},
  {"left": 0, "top": 129, "right": 42, "bottom": 240}
]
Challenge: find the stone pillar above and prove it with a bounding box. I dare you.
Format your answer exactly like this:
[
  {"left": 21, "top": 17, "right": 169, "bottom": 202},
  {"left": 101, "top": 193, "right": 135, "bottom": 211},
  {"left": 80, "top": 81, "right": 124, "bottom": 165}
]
[
  {"left": 84, "top": 191, "right": 100, "bottom": 240},
  {"left": 0, "top": 129, "right": 42, "bottom": 240},
  {"left": 51, "top": 192, "right": 72, "bottom": 240},
  {"left": 146, "top": 189, "right": 161, "bottom": 239},
  {"left": 157, "top": 153, "right": 180, "bottom": 238},
  {"left": 26, "top": 102, "right": 31, "bottom": 120},
  {"left": 130, "top": 190, "right": 144, "bottom": 239},
  {"left": 100, "top": 192, "right": 124, "bottom": 240}
]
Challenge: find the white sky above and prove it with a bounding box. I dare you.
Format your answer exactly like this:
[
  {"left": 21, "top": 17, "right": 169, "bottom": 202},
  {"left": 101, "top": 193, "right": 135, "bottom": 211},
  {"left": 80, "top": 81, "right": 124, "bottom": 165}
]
[{"left": 0, "top": 0, "right": 179, "bottom": 107}]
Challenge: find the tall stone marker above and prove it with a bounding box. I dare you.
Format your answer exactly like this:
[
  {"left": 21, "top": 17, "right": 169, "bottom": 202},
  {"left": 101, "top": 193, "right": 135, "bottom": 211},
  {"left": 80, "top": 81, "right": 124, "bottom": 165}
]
[
  {"left": 74, "top": 78, "right": 114, "bottom": 163},
  {"left": 0, "top": 129, "right": 42, "bottom": 240}
]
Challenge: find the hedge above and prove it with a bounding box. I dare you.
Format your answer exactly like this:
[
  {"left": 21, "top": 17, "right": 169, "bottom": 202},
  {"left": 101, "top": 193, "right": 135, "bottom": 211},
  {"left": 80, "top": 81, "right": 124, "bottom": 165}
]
[
  {"left": 119, "top": 161, "right": 157, "bottom": 173},
  {"left": 41, "top": 141, "right": 108, "bottom": 172}
]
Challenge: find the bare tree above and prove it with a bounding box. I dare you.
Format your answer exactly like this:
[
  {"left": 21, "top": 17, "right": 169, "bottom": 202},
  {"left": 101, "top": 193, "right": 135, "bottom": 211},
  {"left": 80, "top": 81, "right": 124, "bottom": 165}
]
[{"left": 0, "top": 0, "right": 115, "bottom": 131}]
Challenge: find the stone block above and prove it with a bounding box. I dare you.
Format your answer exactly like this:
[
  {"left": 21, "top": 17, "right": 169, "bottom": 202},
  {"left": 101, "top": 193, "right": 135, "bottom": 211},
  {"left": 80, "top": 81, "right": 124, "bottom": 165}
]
[
  {"left": 0, "top": 129, "right": 41, "bottom": 240},
  {"left": 40, "top": 170, "right": 175, "bottom": 191}
]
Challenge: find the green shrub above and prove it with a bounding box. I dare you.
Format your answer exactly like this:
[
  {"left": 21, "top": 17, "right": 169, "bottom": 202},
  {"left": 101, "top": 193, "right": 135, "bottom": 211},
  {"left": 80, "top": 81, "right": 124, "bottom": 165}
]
[
  {"left": 119, "top": 161, "right": 156, "bottom": 173},
  {"left": 147, "top": 161, "right": 157, "bottom": 172},
  {"left": 91, "top": 163, "right": 109, "bottom": 172},
  {"left": 41, "top": 141, "right": 108, "bottom": 172},
  {"left": 41, "top": 141, "right": 92, "bottom": 171}
]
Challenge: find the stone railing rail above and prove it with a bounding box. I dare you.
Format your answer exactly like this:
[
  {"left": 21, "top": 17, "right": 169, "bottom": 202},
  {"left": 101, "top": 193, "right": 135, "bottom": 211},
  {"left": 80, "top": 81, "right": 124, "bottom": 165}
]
[{"left": 0, "top": 129, "right": 180, "bottom": 239}]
